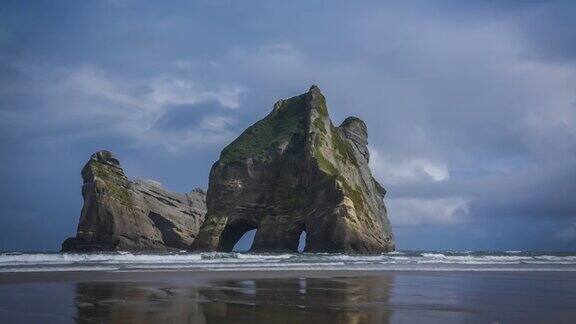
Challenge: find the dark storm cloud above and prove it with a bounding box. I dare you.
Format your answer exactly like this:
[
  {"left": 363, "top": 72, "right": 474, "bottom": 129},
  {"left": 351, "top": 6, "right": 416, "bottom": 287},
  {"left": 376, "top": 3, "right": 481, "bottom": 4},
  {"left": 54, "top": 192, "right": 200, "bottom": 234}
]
[
  {"left": 512, "top": 1, "right": 576, "bottom": 63},
  {"left": 0, "top": 0, "right": 575, "bottom": 251}
]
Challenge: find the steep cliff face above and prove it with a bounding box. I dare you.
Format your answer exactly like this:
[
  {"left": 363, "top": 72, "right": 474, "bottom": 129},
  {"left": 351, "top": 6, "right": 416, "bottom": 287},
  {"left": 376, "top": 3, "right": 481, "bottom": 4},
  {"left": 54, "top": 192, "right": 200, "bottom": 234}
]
[
  {"left": 191, "top": 86, "right": 394, "bottom": 253},
  {"left": 61, "top": 151, "right": 206, "bottom": 252}
]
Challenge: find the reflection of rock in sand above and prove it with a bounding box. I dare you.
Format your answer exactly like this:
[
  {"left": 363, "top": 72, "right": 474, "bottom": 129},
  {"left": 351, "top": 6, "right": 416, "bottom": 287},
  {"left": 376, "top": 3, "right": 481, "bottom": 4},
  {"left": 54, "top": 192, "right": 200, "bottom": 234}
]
[
  {"left": 75, "top": 282, "right": 206, "bottom": 323},
  {"left": 200, "top": 276, "right": 393, "bottom": 324},
  {"left": 74, "top": 276, "right": 394, "bottom": 324}
]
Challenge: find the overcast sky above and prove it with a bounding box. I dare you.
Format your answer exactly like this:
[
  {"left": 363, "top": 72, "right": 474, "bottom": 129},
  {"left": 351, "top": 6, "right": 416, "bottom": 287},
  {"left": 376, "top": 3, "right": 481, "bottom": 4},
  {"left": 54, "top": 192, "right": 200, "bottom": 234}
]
[{"left": 1, "top": 0, "right": 575, "bottom": 252}]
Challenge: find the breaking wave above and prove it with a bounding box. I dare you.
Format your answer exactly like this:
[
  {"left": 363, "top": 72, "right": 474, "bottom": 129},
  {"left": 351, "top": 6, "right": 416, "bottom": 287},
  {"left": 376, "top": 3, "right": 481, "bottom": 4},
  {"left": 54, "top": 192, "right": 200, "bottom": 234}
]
[{"left": 1, "top": 251, "right": 575, "bottom": 273}]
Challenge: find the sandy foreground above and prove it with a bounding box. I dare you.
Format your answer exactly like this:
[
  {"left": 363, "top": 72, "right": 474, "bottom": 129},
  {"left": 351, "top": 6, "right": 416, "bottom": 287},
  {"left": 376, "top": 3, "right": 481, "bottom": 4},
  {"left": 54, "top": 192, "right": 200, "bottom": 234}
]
[{"left": 1, "top": 269, "right": 576, "bottom": 323}]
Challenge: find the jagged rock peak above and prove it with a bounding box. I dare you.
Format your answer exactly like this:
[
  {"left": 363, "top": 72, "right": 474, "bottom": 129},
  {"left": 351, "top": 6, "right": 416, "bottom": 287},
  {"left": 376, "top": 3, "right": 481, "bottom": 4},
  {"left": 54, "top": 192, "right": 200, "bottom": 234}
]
[
  {"left": 309, "top": 84, "right": 321, "bottom": 92},
  {"left": 339, "top": 117, "right": 369, "bottom": 162},
  {"left": 61, "top": 150, "right": 207, "bottom": 252},
  {"left": 89, "top": 150, "right": 121, "bottom": 168},
  {"left": 192, "top": 86, "right": 394, "bottom": 254}
]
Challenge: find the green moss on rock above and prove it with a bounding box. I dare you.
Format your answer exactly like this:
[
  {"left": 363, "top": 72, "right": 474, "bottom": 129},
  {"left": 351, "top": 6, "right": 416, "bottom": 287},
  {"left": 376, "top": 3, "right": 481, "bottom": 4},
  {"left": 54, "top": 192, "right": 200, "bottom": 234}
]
[
  {"left": 220, "top": 94, "right": 308, "bottom": 163},
  {"left": 315, "top": 149, "right": 338, "bottom": 176},
  {"left": 313, "top": 116, "right": 327, "bottom": 135},
  {"left": 313, "top": 95, "right": 329, "bottom": 117},
  {"left": 91, "top": 162, "right": 134, "bottom": 210},
  {"left": 330, "top": 127, "right": 358, "bottom": 167},
  {"left": 341, "top": 180, "right": 365, "bottom": 212}
]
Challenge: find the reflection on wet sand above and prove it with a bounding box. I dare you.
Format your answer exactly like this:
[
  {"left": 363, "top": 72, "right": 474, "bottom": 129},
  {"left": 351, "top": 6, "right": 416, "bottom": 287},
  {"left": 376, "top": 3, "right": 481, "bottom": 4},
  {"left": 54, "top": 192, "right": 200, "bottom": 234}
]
[{"left": 74, "top": 276, "right": 394, "bottom": 324}]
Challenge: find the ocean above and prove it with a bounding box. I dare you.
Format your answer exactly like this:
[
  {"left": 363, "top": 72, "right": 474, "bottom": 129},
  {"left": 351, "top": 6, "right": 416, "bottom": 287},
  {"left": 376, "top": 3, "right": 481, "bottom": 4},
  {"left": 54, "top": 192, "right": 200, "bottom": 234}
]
[{"left": 1, "top": 250, "right": 575, "bottom": 273}]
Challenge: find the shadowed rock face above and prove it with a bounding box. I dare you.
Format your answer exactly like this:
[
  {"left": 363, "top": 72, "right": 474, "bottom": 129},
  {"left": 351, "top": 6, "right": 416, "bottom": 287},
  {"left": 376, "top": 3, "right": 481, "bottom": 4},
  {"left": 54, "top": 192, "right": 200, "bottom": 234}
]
[
  {"left": 61, "top": 151, "right": 206, "bottom": 252},
  {"left": 191, "top": 86, "right": 394, "bottom": 253}
]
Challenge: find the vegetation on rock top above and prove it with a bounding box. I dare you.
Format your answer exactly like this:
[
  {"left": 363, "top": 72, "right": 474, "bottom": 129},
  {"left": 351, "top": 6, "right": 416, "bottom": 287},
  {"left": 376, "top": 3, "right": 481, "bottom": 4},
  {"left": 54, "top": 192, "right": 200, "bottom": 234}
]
[
  {"left": 220, "top": 94, "right": 308, "bottom": 163},
  {"left": 91, "top": 161, "right": 134, "bottom": 210}
]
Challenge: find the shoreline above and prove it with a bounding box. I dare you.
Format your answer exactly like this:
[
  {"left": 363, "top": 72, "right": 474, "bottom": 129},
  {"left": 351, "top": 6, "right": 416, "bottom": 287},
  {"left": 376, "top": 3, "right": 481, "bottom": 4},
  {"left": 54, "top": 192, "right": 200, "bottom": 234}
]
[{"left": 2, "top": 268, "right": 575, "bottom": 284}]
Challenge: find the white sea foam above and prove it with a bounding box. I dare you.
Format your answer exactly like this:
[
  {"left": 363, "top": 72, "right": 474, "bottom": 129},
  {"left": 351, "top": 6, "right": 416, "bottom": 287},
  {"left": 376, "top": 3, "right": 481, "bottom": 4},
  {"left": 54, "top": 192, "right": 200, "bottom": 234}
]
[
  {"left": 384, "top": 251, "right": 405, "bottom": 255},
  {"left": 0, "top": 252, "right": 203, "bottom": 265},
  {"left": 235, "top": 253, "right": 294, "bottom": 260},
  {"left": 1, "top": 251, "right": 575, "bottom": 273}
]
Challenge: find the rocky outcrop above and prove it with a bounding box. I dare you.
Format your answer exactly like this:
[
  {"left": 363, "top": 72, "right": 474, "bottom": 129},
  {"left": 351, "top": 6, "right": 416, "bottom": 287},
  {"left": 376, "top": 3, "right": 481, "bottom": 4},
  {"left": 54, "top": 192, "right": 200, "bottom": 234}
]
[
  {"left": 61, "top": 151, "right": 206, "bottom": 252},
  {"left": 191, "top": 86, "right": 394, "bottom": 253}
]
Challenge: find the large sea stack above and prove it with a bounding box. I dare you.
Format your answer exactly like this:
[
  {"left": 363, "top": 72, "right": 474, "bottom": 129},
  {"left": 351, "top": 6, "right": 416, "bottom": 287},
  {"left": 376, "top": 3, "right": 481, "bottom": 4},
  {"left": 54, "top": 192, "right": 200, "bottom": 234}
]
[
  {"left": 61, "top": 151, "right": 206, "bottom": 252},
  {"left": 191, "top": 86, "right": 395, "bottom": 253}
]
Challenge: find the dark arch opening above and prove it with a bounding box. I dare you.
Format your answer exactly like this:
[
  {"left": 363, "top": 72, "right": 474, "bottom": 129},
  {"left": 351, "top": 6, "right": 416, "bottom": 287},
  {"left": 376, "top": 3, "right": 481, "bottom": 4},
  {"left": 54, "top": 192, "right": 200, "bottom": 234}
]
[{"left": 218, "top": 220, "right": 258, "bottom": 252}]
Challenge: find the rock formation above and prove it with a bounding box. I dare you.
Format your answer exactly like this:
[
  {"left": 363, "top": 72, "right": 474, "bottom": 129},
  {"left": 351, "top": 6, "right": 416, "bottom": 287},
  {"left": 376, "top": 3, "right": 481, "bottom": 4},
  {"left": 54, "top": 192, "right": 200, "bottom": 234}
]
[
  {"left": 61, "top": 151, "right": 206, "bottom": 252},
  {"left": 191, "top": 86, "right": 395, "bottom": 253}
]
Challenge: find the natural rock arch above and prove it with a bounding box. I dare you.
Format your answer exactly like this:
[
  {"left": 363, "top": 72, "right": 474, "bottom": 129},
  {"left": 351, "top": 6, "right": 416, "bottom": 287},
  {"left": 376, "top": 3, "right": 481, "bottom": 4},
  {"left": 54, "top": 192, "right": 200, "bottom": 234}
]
[{"left": 191, "top": 86, "right": 394, "bottom": 254}]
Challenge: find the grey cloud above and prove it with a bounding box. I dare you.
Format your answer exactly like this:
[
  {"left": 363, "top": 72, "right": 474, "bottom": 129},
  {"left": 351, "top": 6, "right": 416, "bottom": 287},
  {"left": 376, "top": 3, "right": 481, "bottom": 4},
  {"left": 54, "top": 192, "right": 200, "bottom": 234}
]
[
  {"left": 512, "top": 1, "right": 576, "bottom": 63},
  {"left": 1, "top": 1, "right": 575, "bottom": 250}
]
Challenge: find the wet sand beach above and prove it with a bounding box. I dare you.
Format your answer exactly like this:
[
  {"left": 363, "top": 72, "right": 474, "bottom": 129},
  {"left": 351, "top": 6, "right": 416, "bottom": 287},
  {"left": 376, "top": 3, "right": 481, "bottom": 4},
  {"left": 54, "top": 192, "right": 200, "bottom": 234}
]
[{"left": 1, "top": 270, "right": 576, "bottom": 323}]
